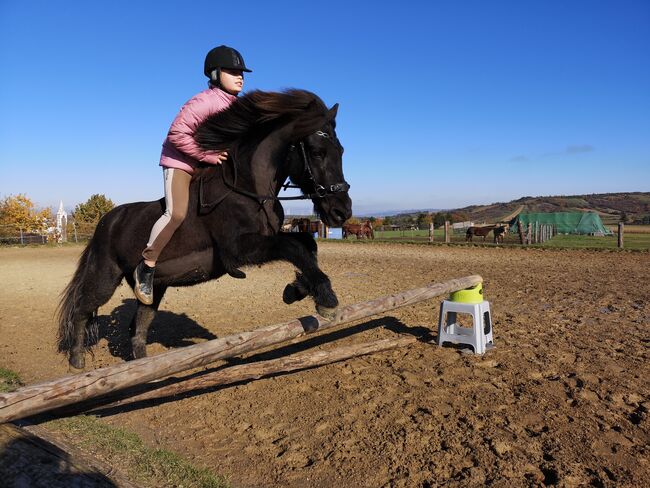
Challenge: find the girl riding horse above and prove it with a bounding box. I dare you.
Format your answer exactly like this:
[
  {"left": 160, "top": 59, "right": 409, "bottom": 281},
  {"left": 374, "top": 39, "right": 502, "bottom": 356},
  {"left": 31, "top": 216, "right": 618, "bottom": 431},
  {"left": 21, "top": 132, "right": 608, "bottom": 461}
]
[{"left": 134, "top": 45, "right": 252, "bottom": 306}]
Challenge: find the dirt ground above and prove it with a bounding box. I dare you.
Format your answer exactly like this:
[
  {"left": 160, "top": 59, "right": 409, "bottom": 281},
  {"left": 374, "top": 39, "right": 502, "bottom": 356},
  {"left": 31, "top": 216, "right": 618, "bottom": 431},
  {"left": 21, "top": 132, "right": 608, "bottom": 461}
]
[{"left": 1, "top": 243, "right": 649, "bottom": 487}]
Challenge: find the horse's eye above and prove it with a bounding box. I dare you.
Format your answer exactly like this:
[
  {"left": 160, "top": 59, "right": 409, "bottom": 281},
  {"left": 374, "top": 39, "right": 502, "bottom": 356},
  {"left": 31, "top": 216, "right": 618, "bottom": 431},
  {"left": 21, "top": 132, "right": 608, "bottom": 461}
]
[{"left": 311, "top": 150, "right": 325, "bottom": 159}]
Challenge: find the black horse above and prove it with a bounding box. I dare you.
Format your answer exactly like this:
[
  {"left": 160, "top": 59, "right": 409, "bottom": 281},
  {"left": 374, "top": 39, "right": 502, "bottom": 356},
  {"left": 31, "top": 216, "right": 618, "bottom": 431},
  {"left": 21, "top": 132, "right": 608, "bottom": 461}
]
[{"left": 57, "top": 89, "right": 352, "bottom": 369}]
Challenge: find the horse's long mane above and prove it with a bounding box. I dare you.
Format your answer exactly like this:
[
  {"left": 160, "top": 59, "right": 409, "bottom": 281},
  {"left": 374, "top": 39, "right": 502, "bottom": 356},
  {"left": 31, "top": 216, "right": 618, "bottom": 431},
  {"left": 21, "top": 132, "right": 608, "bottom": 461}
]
[{"left": 195, "top": 89, "right": 332, "bottom": 153}]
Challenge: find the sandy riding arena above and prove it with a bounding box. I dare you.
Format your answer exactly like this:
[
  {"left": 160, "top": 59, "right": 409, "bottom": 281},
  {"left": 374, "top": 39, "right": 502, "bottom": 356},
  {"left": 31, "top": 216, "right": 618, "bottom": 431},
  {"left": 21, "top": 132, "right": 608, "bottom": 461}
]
[{"left": 1, "top": 243, "right": 649, "bottom": 487}]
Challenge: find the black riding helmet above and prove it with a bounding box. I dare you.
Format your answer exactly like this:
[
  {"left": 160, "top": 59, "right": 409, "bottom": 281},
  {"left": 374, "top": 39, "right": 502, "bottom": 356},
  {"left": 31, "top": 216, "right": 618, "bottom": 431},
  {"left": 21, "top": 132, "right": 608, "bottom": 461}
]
[{"left": 204, "top": 45, "right": 252, "bottom": 87}]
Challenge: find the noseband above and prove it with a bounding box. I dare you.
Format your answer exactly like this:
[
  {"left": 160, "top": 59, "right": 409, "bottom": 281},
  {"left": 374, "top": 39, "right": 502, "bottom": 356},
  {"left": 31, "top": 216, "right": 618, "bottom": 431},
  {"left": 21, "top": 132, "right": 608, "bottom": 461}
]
[{"left": 200, "top": 130, "right": 350, "bottom": 208}]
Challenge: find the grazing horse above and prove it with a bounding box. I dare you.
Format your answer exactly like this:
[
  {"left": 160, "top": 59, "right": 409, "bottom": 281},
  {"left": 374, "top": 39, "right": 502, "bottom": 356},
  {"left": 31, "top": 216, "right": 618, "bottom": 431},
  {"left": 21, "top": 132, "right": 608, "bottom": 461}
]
[
  {"left": 493, "top": 225, "right": 509, "bottom": 244},
  {"left": 342, "top": 220, "right": 374, "bottom": 239},
  {"left": 57, "top": 89, "right": 352, "bottom": 369},
  {"left": 466, "top": 225, "right": 497, "bottom": 242}
]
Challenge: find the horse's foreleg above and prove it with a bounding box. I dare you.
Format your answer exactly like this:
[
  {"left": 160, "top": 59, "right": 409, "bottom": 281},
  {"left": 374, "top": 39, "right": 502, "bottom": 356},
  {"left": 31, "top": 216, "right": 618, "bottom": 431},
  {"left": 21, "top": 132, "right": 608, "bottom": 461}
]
[
  {"left": 129, "top": 285, "right": 167, "bottom": 359},
  {"left": 239, "top": 233, "right": 338, "bottom": 318}
]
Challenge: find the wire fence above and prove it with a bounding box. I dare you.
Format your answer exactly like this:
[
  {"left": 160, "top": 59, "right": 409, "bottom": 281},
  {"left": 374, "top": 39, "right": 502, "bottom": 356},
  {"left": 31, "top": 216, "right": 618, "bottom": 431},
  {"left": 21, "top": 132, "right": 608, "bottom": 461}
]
[{"left": 0, "top": 221, "right": 97, "bottom": 245}]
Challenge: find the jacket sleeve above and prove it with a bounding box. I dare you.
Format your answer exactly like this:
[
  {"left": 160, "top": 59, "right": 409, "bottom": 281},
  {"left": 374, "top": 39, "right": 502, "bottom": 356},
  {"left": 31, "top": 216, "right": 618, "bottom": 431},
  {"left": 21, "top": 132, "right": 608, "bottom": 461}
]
[{"left": 166, "top": 94, "right": 227, "bottom": 165}]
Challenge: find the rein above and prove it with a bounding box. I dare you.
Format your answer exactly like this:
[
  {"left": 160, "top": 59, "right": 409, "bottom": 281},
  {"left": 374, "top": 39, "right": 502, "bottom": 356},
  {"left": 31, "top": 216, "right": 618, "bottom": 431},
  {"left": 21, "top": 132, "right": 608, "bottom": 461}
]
[{"left": 200, "top": 130, "right": 350, "bottom": 208}]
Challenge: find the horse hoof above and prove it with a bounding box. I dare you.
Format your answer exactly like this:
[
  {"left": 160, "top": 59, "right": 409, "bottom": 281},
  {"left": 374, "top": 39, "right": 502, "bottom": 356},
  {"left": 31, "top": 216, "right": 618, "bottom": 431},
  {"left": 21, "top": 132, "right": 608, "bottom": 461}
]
[
  {"left": 69, "top": 354, "right": 85, "bottom": 370},
  {"left": 283, "top": 283, "right": 308, "bottom": 304},
  {"left": 132, "top": 343, "right": 147, "bottom": 360},
  {"left": 283, "top": 284, "right": 299, "bottom": 304},
  {"left": 316, "top": 305, "right": 338, "bottom": 320},
  {"left": 227, "top": 268, "right": 246, "bottom": 279},
  {"left": 282, "top": 284, "right": 297, "bottom": 305}
]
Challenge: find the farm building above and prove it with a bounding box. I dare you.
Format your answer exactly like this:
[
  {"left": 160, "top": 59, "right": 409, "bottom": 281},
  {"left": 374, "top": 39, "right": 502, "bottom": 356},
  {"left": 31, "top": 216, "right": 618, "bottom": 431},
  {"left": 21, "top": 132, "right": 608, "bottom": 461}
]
[{"left": 509, "top": 211, "right": 612, "bottom": 235}]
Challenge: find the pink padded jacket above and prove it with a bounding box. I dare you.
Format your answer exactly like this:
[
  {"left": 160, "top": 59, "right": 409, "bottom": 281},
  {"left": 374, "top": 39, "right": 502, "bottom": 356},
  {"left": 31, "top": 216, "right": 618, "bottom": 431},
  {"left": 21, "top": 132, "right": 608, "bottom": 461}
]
[{"left": 159, "top": 87, "right": 237, "bottom": 174}]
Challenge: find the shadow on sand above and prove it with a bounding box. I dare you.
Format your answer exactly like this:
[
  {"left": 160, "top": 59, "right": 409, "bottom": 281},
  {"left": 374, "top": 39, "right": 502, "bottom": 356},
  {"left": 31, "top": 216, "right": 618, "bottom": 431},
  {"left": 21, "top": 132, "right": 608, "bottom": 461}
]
[{"left": 88, "top": 299, "right": 218, "bottom": 361}]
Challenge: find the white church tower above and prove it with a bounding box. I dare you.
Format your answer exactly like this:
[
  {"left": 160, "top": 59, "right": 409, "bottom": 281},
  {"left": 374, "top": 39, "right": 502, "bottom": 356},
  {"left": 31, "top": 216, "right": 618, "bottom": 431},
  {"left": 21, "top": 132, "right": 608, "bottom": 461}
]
[{"left": 56, "top": 200, "right": 67, "bottom": 242}]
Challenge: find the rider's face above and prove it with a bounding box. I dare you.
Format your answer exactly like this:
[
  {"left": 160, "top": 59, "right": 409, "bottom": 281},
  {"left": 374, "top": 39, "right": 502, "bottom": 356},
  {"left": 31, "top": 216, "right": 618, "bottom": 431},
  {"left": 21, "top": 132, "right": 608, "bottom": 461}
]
[{"left": 220, "top": 69, "right": 244, "bottom": 95}]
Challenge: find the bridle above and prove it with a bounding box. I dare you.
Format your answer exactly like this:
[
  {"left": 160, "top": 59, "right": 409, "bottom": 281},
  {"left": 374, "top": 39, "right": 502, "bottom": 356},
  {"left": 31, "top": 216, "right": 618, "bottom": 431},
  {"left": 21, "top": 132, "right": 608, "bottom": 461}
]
[
  {"left": 200, "top": 130, "right": 350, "bottom": 208},
  {"left": 282, "top": 130, "right": 350, "bottom": 199}
]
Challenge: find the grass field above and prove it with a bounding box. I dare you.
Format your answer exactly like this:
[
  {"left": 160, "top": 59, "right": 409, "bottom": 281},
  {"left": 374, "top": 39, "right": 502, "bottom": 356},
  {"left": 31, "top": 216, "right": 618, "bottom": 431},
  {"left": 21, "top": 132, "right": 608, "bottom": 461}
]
[
  {"left": 541, "top": 233, "right": 650, "bottom": 250},
  {"left": 45, "top": 416, "right": 230, "bottom": 488},
  {"left": 361, "top": 226, "right": 650, "bottom": 250},
  {"left": 608, "top": 225, "right": 650, "bottom": 234}
]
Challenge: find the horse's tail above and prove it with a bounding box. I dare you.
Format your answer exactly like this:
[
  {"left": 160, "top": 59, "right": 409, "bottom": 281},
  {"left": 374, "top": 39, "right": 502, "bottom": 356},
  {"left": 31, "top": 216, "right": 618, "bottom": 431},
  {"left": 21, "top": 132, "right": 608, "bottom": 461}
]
[{"left": 56, "top": 241, "right": 96, "bottom": 353}]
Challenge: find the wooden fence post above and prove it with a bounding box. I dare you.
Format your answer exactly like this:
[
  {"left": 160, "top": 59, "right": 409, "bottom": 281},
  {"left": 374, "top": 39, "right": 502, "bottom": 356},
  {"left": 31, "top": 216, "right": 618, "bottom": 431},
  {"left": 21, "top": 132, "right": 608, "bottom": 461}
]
[
  {"left": 444, "top": 221, "right": 450, "bottom": 243},
  {"left": 517, "top": 221, "right": 525, "bottom": 245},
  {"left": 618, "top": 222, "right": 624, "bottom": 249},
  {"left": 429, "top": 222, "right": 434, "bottom": 243}
]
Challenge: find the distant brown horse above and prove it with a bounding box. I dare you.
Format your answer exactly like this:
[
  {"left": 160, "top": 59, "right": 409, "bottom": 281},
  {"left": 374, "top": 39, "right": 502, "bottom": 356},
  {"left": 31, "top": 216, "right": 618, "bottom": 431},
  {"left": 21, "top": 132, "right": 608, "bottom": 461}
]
[
  {"left": 493, "top": 225, "right": 509, "bottom": 244},
  {"left": 291, "top": 218, "right": 311, "bottom": 232},
  {"left": 343, "top": 220, "right": 374, "bottom": 239},
  {"left": 466, "top": 225, "right": 497, "bottom": 242},
  {"left": 290, "top": 218, "right": 320, "bottom": 234}
]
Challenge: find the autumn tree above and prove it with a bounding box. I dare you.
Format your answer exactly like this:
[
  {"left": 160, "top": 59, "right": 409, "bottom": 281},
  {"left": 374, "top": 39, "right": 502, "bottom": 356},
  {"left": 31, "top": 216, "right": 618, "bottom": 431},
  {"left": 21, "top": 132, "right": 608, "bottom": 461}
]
[
  {"left": 0, "top": 194, "right": 52, "bottom": 234},
  {"left": 73, "top": 194, "right": 115, "bottom": 223}
]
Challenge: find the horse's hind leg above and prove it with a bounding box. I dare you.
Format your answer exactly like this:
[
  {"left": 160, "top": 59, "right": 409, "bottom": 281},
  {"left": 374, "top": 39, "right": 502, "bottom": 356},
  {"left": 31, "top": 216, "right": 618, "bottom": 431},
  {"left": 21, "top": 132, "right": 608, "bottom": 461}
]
[
  {"left": 129, "top": 285, "right": 167, "bottom": 359},
  {"left": 68, "top": 314, "right": 93, "bottom": 369},
  {"left": 68, "top": 266, "right": 123, "bottom": 369}
]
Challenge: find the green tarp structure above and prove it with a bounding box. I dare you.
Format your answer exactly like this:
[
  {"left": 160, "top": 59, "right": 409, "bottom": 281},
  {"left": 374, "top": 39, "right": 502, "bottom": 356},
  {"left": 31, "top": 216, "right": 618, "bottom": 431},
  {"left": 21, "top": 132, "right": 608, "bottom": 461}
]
[{"left": 509, "top": 212, "right": 612, "bottom": 235}]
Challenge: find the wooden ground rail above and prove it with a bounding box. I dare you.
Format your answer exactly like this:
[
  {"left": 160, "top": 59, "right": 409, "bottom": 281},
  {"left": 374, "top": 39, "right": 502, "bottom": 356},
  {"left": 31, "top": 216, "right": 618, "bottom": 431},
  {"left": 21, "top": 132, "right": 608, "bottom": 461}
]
[{"left": 0, "top": 275, "right": 482, "bottom": 423}]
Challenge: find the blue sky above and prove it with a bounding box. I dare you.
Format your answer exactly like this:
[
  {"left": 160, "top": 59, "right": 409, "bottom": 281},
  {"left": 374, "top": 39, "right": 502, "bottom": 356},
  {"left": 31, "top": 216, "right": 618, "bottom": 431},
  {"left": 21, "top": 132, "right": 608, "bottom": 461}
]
[{"left": 1, "top": 0, "right": 649, "bottom": 215}]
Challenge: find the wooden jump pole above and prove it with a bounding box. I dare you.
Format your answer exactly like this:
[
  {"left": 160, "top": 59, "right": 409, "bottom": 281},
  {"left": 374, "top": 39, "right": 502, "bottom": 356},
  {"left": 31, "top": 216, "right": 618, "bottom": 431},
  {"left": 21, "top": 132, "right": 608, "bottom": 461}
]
[
  {"left": 0, "top": 275, "right": 482, "bottom": 423},
  {"left": 92, "top": 335, "right": 418, "bottom": 412}
]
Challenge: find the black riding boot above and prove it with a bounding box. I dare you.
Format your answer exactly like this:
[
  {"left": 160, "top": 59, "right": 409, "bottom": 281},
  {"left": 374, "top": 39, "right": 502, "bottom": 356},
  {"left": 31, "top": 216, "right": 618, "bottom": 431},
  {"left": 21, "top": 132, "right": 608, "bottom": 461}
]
[{"left": 134, "top": 261, "right": 155, "bottom": 305}]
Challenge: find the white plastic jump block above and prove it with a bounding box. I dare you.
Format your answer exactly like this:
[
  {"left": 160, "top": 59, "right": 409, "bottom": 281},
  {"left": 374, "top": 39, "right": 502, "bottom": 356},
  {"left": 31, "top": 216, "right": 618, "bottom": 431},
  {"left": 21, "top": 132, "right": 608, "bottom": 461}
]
[{"left": 438, "top": 300, "right": 494, "bottom": 354}]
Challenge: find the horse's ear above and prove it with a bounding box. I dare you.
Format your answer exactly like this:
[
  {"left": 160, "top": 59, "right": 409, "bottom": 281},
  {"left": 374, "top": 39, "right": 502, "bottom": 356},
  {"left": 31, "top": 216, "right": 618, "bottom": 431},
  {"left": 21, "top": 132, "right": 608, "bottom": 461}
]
[{"left": 327, "top": 103, "right": 339, "bottom": 121}]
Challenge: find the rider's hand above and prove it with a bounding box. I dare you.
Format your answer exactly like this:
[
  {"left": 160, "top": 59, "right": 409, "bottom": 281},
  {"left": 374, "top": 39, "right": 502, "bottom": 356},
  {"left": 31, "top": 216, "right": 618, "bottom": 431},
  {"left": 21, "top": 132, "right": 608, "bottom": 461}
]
[{"left": 203, "top": 150, "right": 228, "bottom": 165}]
